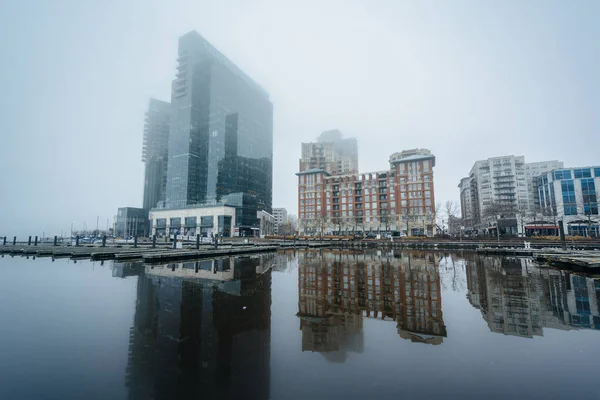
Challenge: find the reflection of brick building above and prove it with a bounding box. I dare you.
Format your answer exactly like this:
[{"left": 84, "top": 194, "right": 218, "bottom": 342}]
[
  {"left": 297, "top": 250, "right": 447, "bottom": 354},
  {"left": 125, "top": 255, "right": 272, "bottom": 400},
  {"left": 466, "top": 255, "right": 600, "bottom": 337}
]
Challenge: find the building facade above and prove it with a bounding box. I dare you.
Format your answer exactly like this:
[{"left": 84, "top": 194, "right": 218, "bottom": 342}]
[
  {"left": 466, "top": 255, "right": 600, "bottom": 336},
  {"left": 299, "top": 130, "right": 358, "bottom": 176},
  {"left": 149, "top": 205, "right": 236, "bottom": 238},
  {"left": 142, "top": 98, "right": 171, "bottom": 210},
  {"left": 297, "top": 250, "right": 447, "bottom": 348},
  {"left": 297, "top": 149, "right": 436, "bottom": 236},
  {"left": 114, "top": 207, "right": 148, "bottom": 237},
  {"left": 257, "top": 210, "right": 275, "bottom": 236},
  {"left": 458, "top": 156, "right": 563, "bottom": 235},
  {"left": 149, "top": 192, "right": 265, "bottom": 238},
  {"left": 272, "top": 208, "right": 287, "bottom": 235},
  {"left": 165, "top": 31, "right": 273, "bottom": 212},
  {"left": 536, "top": 166, "right": 600, "bottom": 236}
]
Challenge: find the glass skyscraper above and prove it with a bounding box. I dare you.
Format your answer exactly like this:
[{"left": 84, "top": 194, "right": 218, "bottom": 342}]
[
  {"left": 142, "top": 98, "right": 171, "bottom": 210},
  {"left": 165, "top": 31, "right": 273, "bottom": 212}
]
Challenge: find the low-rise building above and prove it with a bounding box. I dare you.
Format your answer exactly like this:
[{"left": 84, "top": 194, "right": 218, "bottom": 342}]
[
  {"left": 148, "top": 193, "right": 261, "bottom": 238},
  {"left": 536, "top": 166, "right": 600, "bottom": 237},
  {"left": 114, "top": 207, "right": 148, "bottom": 237},
  {"left": 257, "top": 210, "right": 275, "bottom": 236}
]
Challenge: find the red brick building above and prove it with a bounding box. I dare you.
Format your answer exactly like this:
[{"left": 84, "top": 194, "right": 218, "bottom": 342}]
[{"left": 297, "top": 149, "right": 436, "bottom": 236}]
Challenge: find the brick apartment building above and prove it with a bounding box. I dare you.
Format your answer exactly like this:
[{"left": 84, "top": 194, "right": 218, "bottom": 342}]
[{"left": 297, "top": 148, "right": 436, "bottom": 236}]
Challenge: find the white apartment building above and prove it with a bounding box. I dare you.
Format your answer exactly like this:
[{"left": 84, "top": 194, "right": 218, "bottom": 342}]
[
  {"left": 459, "top": 156, "right": 563, "bottom": 234},
  {"left": 272, "top": 207, "right": 288, "bottom": 234}
]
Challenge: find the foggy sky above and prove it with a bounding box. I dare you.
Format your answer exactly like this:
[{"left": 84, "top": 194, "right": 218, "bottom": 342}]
[{"left": 1, "top": 0, "right": 599, "bottom": 236}]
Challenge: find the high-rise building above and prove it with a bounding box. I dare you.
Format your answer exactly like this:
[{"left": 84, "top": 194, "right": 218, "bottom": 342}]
[
  {"left": 165, "top": 31, "right": 273, "bottom": 211},
  {"left": 142, "top": 98, "right": 171, "bottom": 210},
  {"left": 458, "top": 156, "right": 562, "bottom": 234},
  {"left": 272, "top": 207, "right": 288, "bottom": 235},
  {"left": 297, "top": 148, "right": 436, "bottom": 236},
  {"left": 300, "top": 130, "right": 358, "bottom": 176}
]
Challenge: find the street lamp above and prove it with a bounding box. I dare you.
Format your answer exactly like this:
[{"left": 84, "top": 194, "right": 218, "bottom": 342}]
[{"left": 496, "top": 214, "right": 501, "bottom": 245}]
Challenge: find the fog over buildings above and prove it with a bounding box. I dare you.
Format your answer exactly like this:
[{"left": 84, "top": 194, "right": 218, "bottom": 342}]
[{"left": 1, "top": 0, "right": 599, "bottom": 236}]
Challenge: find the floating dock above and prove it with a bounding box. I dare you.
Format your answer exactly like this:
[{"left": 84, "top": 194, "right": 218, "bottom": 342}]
[
  {"left": 0, "top": 243, "right": 279, "bottom": 262},
  {"left": 535, "top": 252, "right": 600, "bottom": 270}
]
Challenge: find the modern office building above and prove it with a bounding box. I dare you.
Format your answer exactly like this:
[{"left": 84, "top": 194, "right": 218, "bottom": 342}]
[
  {"left": 165, "top": 31, "right": 273, "bottom": 212},
  {"left": 272, "top": 207, "right": 287, "bottom": 235},
  {"left": 536, "top": 166, "right": 600, "bottom": 236},
  {"left": 458, "top": 156, "right": 563, "bottom": 234},
  {"left": 142, "top": 98, "right": 171, "bottom": 210},
  {"left": 300, "top": 130, "right": 358, "bottom": 176},
  {"left": 114, "top": 207, "right": 148, "bottom": 237},
  {"left": 297, "top": 148, "right": 436, "bottom": 236}
]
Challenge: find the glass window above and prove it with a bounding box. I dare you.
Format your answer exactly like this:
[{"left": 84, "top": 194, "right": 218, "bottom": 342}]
[
  {"left": 200, "top": 216, "right": 214, "bottom": 227},
  {"left": 184, "top": 217, "right": 197, "bottom": 227},
  {"left": 574, "top": 169, "right": 591, "bottom": 179},
  {"left": 553, "top": 170, "right": 572, "bottom": 180},
  {"left": 594, "top": 168, "right": 600, "bottom": 177}
]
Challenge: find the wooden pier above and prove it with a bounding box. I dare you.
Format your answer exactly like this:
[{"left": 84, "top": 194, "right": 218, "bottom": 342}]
[
  {"left": 0, "top": 243, "right": 280, "bottom": 262},
  {"left": 535, "top": 252, "right": 600, "bottom": 270}
]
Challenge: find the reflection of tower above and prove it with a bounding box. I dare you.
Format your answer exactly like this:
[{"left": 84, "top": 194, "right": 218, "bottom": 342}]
[
  {"left": 297, "top": 250, "right": 447, "bottom": 356},
  {"left": 465, "top": 255, "right": 600, "bottom": 337},
  {"left": 125, "top": 255, "right": 272, "bottom": 399},
  {"left": 395, "top": 253, "right": 447, "bottom": 345}
]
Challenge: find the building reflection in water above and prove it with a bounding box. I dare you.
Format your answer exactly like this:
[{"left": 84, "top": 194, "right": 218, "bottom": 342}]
[
  {"left": 297, "top": 249, "right": 447, "bottom": 359},
  {"left": 114, "top": 254, "right": 273, "bottom": 400},
  {"left": 466, "top": 255, "right": 600, "bottom": 337}
]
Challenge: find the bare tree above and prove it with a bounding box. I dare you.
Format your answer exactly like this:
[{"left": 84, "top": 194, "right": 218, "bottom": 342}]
[
  {"left": 444, "top": 200, "right": 461, "bottom": 236},
  {"left": 577, "top": 189, "right": 599, "bottom": 237},
  {"left": 482, "top": 200, "right": 519, "bottom": 236},
  {"left": 280, "top": 215, "right": 298, "bottom": 236},
  {"left": 314, "top": 209, "right": 328, "bottom": 237},
  {"left": 482, "top": 201, "right": 518, "bottom": 220}
]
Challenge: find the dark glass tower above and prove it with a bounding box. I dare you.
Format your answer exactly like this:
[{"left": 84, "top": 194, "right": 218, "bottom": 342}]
[
  {"left": 165, "top": 31, "right": 273, "bottom": 211},
  {"left": 142, "top": 98, "right": 171, "bottom": 210}
]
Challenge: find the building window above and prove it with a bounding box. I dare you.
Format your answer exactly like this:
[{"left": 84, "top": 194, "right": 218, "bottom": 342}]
[
  {"left": 574, "top": 168, "right": 591, "bottom": 179},
  {"left": 554, "top": 170, "right": 572, "bottom": 180}
]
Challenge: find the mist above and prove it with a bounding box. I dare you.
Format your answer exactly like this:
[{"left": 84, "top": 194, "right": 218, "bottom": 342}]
[{"left": 1, "top": 0, "right": 598, "bottom": 236}]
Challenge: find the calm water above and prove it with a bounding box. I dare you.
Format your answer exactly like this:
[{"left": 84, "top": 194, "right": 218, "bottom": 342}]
[{"left": 0, "top": 250, "right": 599, "bottom": 400}]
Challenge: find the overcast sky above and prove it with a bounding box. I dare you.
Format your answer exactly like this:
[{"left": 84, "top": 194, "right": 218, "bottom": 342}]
[{"left": 1, "top": 0, "right": 598, "bottom": 236}]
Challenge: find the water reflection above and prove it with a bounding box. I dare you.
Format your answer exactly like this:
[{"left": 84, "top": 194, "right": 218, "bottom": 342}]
[
  {"left": 116, "top": 254, "right": 273, "bottom": 400},
  {"left": 297, "top": 249, "right": 447, "bottom": 359},
  {"left": 465, "top": 255, "right": 600, "bottom": 337}
]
